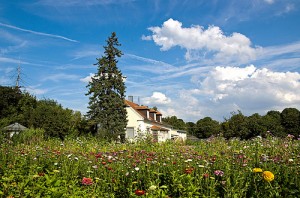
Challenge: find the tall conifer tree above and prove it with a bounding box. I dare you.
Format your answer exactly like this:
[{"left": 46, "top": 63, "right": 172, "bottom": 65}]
[{"left": 86, "top": 32, "right": 127, "bottom": 141}]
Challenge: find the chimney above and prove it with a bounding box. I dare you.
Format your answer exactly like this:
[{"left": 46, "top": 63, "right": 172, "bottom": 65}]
[{"left": 128, "top": 96, "right": 134, "bottom": 102}]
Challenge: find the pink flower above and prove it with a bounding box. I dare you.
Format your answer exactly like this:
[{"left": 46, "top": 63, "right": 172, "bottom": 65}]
[
  {"left": 214, "top": 170, "right": 224, "bottom": 177},
  {"left": 82, "top": 177, "right": 93, "bottom": 185}
]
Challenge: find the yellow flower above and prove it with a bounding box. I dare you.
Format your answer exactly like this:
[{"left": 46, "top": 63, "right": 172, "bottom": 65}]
[
  {"left": 253, "top": 168, "right": 263, "bottom": 173},
  {"left": 262, "top": 171, "right": 274, "bottom": 182}
]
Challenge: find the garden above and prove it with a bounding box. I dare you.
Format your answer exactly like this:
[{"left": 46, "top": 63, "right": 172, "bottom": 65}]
[{"left": 0, "top": 130, "right": 299, "bottom": 198}]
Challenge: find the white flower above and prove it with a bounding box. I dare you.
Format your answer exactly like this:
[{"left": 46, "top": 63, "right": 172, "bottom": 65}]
[
  {"left": 92, "top": 165, "right": 98, "bottom": 169},
  {"left": 134, "top": 167, "right": 140, "bottom": 171},
  {"left": 149, "top": 185, "right": 157, "bottom": 191}
]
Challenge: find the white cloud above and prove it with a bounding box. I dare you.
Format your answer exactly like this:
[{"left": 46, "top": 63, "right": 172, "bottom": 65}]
[
  {"left": 26, "top": 86, "right": 48, "bottom": 95},
  {"left": 0, "top": 57, "right": 29, "bottom": 64},
  {"left": 80, "top": 73, "right": 94, "bottom": 83},
  {"left": 259, "top": 41, "right": 300, "bottom": 58},
  {"left": 176, "top": 65, "right": 300, "bottom": 121},
  {"left": 43, "top": 73, "right": 80, "bottom": 82},
  {"left": 36, "top": 0, "right": 134, "bottom": 7},
  {"left": 264, "top": 0, "right": 275, "bottom": 4},
  {"left": 144, "top": 18, "right": 258, "bottom": 63},
  {"left": 71, "top": 45, "right": 99, "bottom": 60},
  {"left": 200, "top": 65, "right": 300, "bottom": 104},
  {"left": 142, "top": 92, "right": 171, "bottom": 106},
  {"left": 0, "top": 22, "right": 78, "bottom": 43}
]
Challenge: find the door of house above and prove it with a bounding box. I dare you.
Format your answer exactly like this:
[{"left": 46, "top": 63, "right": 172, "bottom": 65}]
[{"left": 152, "top": 131, "right": 158, "bottom": 142}]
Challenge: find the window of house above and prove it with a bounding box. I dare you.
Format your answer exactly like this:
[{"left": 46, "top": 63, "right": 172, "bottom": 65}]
[{"left": 126, "top": 127, "right": 134, "bottom": 138}]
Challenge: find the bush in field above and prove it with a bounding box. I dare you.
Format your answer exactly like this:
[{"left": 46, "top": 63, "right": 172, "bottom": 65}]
[{"left": 11, "top": 128, "right": 44, "bottom": 145}]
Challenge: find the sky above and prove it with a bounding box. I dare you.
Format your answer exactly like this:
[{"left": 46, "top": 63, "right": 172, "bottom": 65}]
[{"left": 1, "top": 0, "right": 300, "bottom": 122}]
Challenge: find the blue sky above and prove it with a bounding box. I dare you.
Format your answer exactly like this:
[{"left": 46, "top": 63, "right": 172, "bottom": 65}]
[{"left": 1, "top": 0, "right": 300, "bottom": 122}]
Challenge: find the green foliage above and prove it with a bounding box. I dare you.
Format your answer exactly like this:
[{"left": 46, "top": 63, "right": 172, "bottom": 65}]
[
  {"left": 218, "top": 108, "right": 300, "bottom": 139},
  {"left": 30, "top": 99, "right": 73, "bottom": 139},
  {"left": 86, "top": 32, "right": 127, "bottom": 142},
  {"left": 281, "top": 108, "right": 300, "bottom": 137},
  {"left": 261, "top": 111, "right": 284, "bottom": 137},
  {"left": 222, "top": 111, "right": 248, "bottom": 139},
  {"left": 0, "top": 86, "right": 88, "bottom": 139},
  {"left": 0, "top": 86, "right": 22, "bottom": 125},
  {"left": 186, "top": 122, "right": 196, "bottom": 135},
  {"left": 16, "top": 92, "right": 37, "bottom": 128},
  {"left": 11, "top": 128, "right": 44, "bottom": 145},
  {"left": 162, "top": 116, "right": 186, "bottom": 130},
  {"left": 195, "top": 117, "right": 220, "bottom": 138}
]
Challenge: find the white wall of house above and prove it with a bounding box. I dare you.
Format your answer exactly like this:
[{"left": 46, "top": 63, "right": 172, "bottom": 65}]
[
  {"left": 176, "top": 131, "right": 187, "bottom": 140},
  {"left": 126, "top": 106, "right": 151, "bottom": 139}
]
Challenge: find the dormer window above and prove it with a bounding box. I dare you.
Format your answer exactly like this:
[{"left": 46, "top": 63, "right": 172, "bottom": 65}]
[{"left": 149, "top": 109, "right": 157, "bottom": 121}]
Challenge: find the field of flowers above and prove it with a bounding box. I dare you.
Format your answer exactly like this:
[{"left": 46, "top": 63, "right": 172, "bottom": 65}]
[{"left": 0, "top": 134, "right": 299, "bottom": 198}]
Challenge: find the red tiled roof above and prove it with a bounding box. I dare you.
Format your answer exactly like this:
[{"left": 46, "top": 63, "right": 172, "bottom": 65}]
[
  {"left": 136, "top": 106, "right": 149, "bottom": 110},
  {"left": 151, "top": 125, "right": 169, "bottom": 131},
  {"left": 125, "top": 100, "right": 161, "bottom": 123}
]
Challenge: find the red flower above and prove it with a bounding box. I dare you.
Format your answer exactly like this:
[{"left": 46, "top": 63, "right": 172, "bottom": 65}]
[
  {"left": 95, "top": 153, "right": 102, "bottom": 159},
  {"left": 101, "top": 161, "right": 107, "bottom": 165},
  {"left": 184, "top": 167, "right": 194, "bottom": 174},
  {"left": 203, "top": 173, "right": 209, "bottom": 179},
  {"left": 107, "top": 166, "right": 113, "bottom": 171},
  {"left": 135, "top": 190, "right": 146, "bottom": 196},
  {"left": 82, "top": 177, "right": 93, "bottom": 185}
]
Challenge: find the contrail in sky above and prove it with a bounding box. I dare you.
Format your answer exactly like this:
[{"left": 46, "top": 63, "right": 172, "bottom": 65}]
[{"left": 0, "top": 22, "right": 79, "bottom": 43}]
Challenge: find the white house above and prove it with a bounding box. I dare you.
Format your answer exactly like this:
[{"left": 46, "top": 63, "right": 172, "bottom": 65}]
[{"left": 125, "top": 99, "right": 187, "bottom": 142}]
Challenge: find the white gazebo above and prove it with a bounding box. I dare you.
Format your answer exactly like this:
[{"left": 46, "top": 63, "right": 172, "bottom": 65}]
[{"left": 3, "top": 122, "right": 28, "bottom": 138}]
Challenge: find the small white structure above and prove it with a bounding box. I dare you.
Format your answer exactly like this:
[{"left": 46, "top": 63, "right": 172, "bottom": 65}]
[
  {"left": 3, "top": 122, "right": 28, "bottom": 138},
  {"left": 125, "top": 99, "right": 186, "bottom": 142}
]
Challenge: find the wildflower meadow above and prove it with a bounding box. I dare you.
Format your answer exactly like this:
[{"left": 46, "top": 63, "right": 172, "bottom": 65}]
[{"left": 0, "top": 132, "right": 299, "bottom": 197}]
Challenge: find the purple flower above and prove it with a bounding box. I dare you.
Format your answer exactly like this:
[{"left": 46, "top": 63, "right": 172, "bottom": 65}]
[{"left": 214, "top": 170, "right": 224, "bottom": 177}]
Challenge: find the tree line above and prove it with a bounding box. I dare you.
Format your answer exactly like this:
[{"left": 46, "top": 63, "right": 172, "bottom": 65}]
[
  {"left": 0, "top": 86, "right": 91, "bottom": 139},
  {"left": 163, "top": 108, "right": 300, "bottom": 140},
  {"left": 1, "top": 86, "right": 299, "bottom": 140}
]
